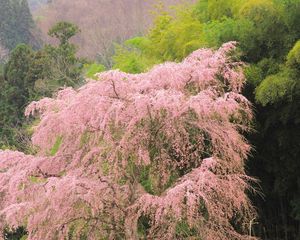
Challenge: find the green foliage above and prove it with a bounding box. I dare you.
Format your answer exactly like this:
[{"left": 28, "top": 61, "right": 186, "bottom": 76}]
[
  {"left": 125, "top": 37, "right": 152, "bottom": 50},
  {"left": 35, "top": 44, "right": 84, "bottom": 95},
  {"left": 0, "top": 44, "right": 35, "bottom": 150},
  {"left": 287, "top": 40, "right": 300, "bottom": 69},
  {"left": 147, "top": 8, "right": 204, "bottom": 61},
  {"left": 112, "top": 0, "right": 298, "bottom": 72},
  {"left": 244, "top": 65, "right": 264, "bottom": 87},
  {"left": 281, "top": 0, "right": 300, "bottom": 43},
  {"left": 113, "top": 37, "right": 158, "bottom": 73},
  {"left": 237, "top": 0, "right": 289, "bottom": 61},
  {"left": 202, "top": 17, "right": 254, "bottom": 51},
  {"left": 112, "top": 6, "right": 204, "bottom": 72},
  {"left": 49, "top": 136, "right": 63, "bottom": 156},
  {"left": 136, "top": 163, "right": 181, "bottom": 196},
  {"left": 256, "top": 58, "right": 281, "bottom": 77},
  {"left": 66, "top": 219, "right": 89, "bottom": 240},
  {"left": 245, "top": 57, "right": 281, "bottom": 94},
  {"left": 139, "top": 166, "right": 153, "bottom": 194},
  {"left": 0, "top": 21, "right": 85, "bottom": 151},
  {"left": 4, "top": 44, "right": 35, "bottom": 102},
  {"left": 48, "top": 21, "right": 80, "bottom": 46},
  {"left": 113, "top": 46, "right": 154, "bottom": 74},
  {"left": 28, "top": 176, "right": 47, "bottom": 184},
  {"left": 248, "top": 30, "right": 300, "bottom": 240},
  {"left": 206, "top": 0, "right": 234, "bottom": 20},
  {"left": 175, "top": 220, "right": 198, "bottom": 239},
  {"left": 3, "top": 226, "right": 28, "bottom": 240},
  {"left": 20, "top": 235, "right": 28, "bottom": 240},
  {"left": 194, "top": 0, "right": 246, "bottom": 22},
  {"left": 137, "top": 215, "right": 151, "bottom": 239},
  {"left": 292, "top": 196, "right": 300, "bottom": 221},
  {"left": 255, "top": 70, "right": 296, "bottom": 106},
  {"left": 101, "top": 161, "right": 110, "bottom": 176},
  {"left": 84, "top": 63, "right": 105, "bottom": 79},
  {"left": 79, "top": 131, "right": 92, "bottom": 148},
  {"left": 195, "top": 0, "right": 290, "bottom": 62},
  {"left": 255, "top": 42, "right": 299, "bottom": 106}
]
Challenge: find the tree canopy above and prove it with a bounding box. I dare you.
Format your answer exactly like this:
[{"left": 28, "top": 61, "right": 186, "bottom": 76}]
[{"left": 0, "top": 42, "right": 256, "bottom": 240}]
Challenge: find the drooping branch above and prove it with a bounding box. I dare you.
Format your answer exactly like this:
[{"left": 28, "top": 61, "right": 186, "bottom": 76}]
[{"left": 0, "top": 42, "right": 256, "bottom": 240}]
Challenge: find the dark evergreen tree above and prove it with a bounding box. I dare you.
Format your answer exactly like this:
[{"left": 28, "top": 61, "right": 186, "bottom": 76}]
[
  {"left": 0, "top": 44, "right": 34, "bottom": 149},
  {"left": 0, "top": 22, "right": 84, "bottom": 150},
  {"left": 0, "top": 0, "right": 38, "bottom": 50}
]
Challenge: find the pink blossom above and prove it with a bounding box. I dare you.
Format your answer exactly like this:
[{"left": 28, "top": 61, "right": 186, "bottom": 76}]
[{"left": 0, "top": 42, "right": 256, "bottom": 239}]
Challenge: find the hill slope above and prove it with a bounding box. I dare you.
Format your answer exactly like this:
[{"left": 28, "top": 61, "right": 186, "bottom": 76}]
[
  {"left": 28, "top": 0, "right": 49, "bottom": 12},
  {"left": 34, "top": 0, "right": 195, "bottom": 65}
]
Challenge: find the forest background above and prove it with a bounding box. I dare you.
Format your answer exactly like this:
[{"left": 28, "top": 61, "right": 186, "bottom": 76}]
[{"left": 0, "top": 0, "right": 299, "bottom": 239}]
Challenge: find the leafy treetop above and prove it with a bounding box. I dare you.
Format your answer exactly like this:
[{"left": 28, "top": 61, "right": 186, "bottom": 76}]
[{"left": 48, "top": 21, "right": 80, "bottom": 46}]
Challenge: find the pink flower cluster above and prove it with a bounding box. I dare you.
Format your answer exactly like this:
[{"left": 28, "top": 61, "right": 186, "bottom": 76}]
[{"left": 0, "top": 42, "right": 256, "bottom": 239}]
